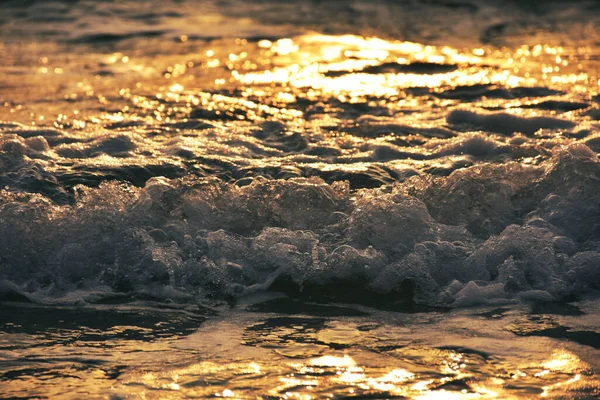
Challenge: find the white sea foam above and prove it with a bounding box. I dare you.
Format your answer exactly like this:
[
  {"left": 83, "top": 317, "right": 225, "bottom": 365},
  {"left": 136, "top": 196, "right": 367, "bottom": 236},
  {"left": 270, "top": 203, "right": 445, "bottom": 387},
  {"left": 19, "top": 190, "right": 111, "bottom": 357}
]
[
  {"left": 0, "top": 142, "right": 599, "bottom": 307},
  {"left": 1, "top": 2, "right": 599, "bottom": 308}
]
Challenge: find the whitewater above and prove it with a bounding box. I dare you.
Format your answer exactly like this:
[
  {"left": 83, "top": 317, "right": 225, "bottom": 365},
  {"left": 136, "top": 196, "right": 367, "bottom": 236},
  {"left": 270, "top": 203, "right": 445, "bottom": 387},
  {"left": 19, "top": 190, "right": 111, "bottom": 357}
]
[{"left": 1, "top": 0, "right": 600, "bottom": 398}]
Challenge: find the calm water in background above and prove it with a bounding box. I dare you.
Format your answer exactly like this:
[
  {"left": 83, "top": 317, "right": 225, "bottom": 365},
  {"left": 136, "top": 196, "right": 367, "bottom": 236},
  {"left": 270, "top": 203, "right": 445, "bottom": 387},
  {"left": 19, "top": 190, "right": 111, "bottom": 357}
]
[{"left": 1, "top": 1, "right": 600, "bottom": 398}]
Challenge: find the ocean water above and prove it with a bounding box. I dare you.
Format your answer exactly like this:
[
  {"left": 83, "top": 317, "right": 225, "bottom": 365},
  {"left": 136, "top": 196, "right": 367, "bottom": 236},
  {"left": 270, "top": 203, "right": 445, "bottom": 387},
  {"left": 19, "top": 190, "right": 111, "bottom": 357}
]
[{"left": 1, "top": 0, "right": 600, "bottom": 398}]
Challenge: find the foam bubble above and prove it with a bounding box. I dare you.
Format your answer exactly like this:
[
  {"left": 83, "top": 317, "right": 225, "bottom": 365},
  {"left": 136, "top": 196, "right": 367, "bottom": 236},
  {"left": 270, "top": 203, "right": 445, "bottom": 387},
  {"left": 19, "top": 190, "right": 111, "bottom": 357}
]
[{"left": 0, "top": 143, "right": 599, "bottom": 308}]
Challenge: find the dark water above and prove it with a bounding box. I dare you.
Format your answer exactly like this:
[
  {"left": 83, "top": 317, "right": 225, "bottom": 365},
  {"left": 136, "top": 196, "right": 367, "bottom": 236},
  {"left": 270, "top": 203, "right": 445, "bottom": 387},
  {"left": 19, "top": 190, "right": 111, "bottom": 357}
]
[{"left": 1, "top": 0, "right": 600, "bottom": 398}]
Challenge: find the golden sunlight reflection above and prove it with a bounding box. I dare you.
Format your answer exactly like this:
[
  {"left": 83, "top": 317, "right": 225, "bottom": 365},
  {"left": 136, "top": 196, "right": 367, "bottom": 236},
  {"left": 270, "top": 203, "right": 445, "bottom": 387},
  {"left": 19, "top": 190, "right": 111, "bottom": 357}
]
[
  {"left": 535, "top": 350, "right": 591, "bottom": 398},
  {"left": 233, "top": 34, "right": 531, "bottom": 99},
  {"left": 2, "top": 0, "right": 600, "bottom": 397},
  {"left": 9, "top": 31, "right": 598, "bottom": 144},
  {"left": 10, "top": 334, "right": 597, "bottom": 400},
  {"left": 68, "top": 31, "right": 598, "bottom": 148},
  {"left": 265, "top": 348, "right": 597, "bottom": 399}
]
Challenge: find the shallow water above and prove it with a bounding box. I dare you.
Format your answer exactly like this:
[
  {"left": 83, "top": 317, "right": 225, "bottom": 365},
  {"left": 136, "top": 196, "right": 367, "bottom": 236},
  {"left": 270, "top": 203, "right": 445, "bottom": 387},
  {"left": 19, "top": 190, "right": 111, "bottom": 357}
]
[
  {"left": 2, "top": 299, "right": 600, "bottom": 399},
  {"left": 1, "top": 0, "right": 600, "bottom": 398}
]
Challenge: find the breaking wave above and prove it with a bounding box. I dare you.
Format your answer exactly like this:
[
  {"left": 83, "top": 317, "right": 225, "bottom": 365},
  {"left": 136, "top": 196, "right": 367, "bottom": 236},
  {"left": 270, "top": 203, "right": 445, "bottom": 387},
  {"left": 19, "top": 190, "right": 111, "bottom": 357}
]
[{"left": 1, "top": 136, "right": 599, "bottom": 308}]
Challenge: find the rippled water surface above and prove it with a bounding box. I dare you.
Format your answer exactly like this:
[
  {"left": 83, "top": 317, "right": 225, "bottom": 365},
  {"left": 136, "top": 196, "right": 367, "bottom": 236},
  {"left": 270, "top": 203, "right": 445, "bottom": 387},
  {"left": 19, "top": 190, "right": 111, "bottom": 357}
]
[
  {"left": 2, "top": 300, "right": 600, "bottom": 399},
  {"left": 1, "top": 0, "right": 600, "bottom": 398}
]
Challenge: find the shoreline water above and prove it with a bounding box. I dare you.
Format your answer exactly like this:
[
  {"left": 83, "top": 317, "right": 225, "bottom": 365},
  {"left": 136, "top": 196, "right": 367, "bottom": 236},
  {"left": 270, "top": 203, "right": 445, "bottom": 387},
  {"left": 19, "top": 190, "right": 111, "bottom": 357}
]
[
  {"left": 1, "top": 0, "right": 600, "bottom": 398},
  {"left": 2, "top": 297, "right": 600, "bottom": 398}
]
